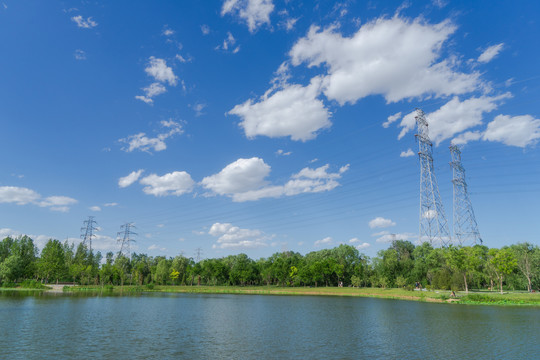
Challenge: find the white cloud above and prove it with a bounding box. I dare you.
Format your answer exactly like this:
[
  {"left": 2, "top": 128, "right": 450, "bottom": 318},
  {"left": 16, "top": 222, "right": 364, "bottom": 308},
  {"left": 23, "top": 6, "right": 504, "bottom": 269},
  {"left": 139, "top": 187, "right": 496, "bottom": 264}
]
[
  {"left": 202, "top": 158, "right": 349, "bottom": 202},
  {"left": 104, "top": 202, "right": 118, "bottom": 207},
  {"left": 192, "top": 103, "right": 206, "bottom": 116},
  {"left": 148, "top": 244, "right": 167, "bottom": 252},
  {"left": 375, "top": 232, "right": 415, "bottom": 243},
  {"left": 74, "top": 49, "right": 86, "bottom": 60},
  {"left": 140, "top": 171, "right": 195, "bottom": 197},
  {"left": 451, "top": 131, "right": 483, "bottom": 146},
  {"left": 289, "top": 16, "right": 480, "bottom": 105},
  {"left": 209, "top": 222, "right": 270, "bottom": 249},
  {"left": 314, "top": 236, "right": 333, "bottom": 247},
  {"left": 229, "top": 78, "right": 331, "bottom": 141},
  {"left": 201, "top": 24, "right": 210, "bottom": 35},
  {"left": 369, "top": 217, "right": 396, "bottom": 229},
  {"left": 276, "top": 149, "right": 292, "bottom": 156},
  {"left": 90, "top": 206, "right": 101, "bottom": 212},
  {"left": 356, "top": 243, "right": 371, "bottom": 250},
  {"left": 216, "top": 32, "right": 240, "bottom": 53},
  {"left": 120, "top": 120, "right": 183, "bottom": 153},
  {"left": 118, "top": 170, "right": 144, "bottom": 188},
  {"left": 400, "top": 149, "right": 415, "bottom": 157},
  {"left": 0, "top": 186, "right": 76, "bottom": 212},
  {"left": 0, "top": 186, "right": 41, "bottom": 205},
  {"left": 71, "top": 15, "right": 98, "bottom": 29},
  {"left": 202, "top": 158, "right": 271, "bottom": 195},
  {"left": 397, "top": 93, "right": 511, "bottom": 144},
  {"left": 144, "top": 57, "right": 178, "bottom": 86},
  {"left": 483, "top": 114, "right": 540, "bottom": 148},
  {"left": 383, "top": 112, "right": 402, "bottom": 128},
  {"left": 162, "top": 27, "right": 175, "bottom": 36},
  {"left": 478, "top": 43, "right": 504, "bottom": 63},
  {"left": 221, "top": 0, "right": 274, "bottom": 33},
  {"left": 135, "top": 82, "right": 167, "bottom": 104}
]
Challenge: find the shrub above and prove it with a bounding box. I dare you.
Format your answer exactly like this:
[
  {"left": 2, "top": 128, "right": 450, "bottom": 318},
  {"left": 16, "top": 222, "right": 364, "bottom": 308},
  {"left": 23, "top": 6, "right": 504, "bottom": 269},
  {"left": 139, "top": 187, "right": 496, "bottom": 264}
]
[{"left": 145, "top": 283, "right": 155, "bottom": 290}]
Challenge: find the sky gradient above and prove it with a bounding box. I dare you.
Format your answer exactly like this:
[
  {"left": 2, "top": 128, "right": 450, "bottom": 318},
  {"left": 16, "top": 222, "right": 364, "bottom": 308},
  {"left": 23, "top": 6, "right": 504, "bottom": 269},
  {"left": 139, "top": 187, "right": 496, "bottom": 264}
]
[{"left": 0, "top": 0, "right": 539, "bottom": 259}]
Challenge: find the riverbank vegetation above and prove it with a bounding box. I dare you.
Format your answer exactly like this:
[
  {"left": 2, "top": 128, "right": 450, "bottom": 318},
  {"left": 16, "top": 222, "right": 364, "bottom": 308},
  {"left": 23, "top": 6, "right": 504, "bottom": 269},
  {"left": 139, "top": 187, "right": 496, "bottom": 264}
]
[{"left": 1, "top": 236, "right": 539, "bottom": 299}]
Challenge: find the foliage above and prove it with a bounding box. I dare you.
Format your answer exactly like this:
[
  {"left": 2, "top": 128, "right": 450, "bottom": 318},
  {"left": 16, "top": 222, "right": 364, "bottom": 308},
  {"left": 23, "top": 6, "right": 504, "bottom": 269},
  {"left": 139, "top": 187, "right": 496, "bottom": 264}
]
[{"left": 0, "top": 235, "right": 539, "bottom": 294}]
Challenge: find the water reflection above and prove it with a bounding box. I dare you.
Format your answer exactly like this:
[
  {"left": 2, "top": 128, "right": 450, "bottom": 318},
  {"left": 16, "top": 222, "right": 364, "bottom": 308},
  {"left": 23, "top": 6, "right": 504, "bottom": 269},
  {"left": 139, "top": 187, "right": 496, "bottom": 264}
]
[{"left": 0, "top": 292, "right": 538, "bottom": 359}]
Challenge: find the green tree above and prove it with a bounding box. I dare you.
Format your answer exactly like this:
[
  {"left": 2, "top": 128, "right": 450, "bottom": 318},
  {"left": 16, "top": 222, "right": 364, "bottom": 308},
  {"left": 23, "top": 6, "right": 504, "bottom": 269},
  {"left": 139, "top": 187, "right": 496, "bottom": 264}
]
[
  {"left": 489, "top": 248, "right": 517, "bottom": 294},
  {"left": 38, "top": 239, "right": 67, "bottom": 283},
  {"left": 512, "top": 243, "right": 540, "bottom": 292}
]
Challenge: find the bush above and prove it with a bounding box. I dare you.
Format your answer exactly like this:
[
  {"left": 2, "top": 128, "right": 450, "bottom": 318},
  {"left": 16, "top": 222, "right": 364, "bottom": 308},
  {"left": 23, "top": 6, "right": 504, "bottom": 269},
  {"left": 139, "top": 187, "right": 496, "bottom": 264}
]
[
  {"left": 20, "top": 280, "right": 48, "bottom": 289},
  {"left": 146, "top": 283, "right": 155, "bottom": 290},
  {"left": 1, "top": 282, "right": 17, "bottom": 288},
  {"left": 104, "top": 285, "right": 114, "bottom": 291}
]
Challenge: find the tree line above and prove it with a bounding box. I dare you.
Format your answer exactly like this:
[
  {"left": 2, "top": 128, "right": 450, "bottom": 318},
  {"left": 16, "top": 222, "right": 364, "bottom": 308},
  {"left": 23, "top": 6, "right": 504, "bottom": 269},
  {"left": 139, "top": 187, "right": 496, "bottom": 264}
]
[{"left": 1, "top": 235, "right": 539, "bottom": 293}]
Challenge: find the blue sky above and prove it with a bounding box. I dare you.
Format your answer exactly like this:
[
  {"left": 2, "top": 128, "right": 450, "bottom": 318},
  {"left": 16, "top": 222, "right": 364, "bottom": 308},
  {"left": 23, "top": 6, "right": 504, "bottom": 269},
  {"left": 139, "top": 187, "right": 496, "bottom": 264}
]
[{"left": 0, "top": 0, "right": 539, "bottom": 259}]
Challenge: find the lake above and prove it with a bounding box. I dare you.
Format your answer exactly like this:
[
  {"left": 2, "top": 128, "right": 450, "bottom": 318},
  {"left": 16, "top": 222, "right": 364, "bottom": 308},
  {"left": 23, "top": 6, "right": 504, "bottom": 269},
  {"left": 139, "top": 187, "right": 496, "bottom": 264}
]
[{"left": 1, "top": 291, "right": 538, "bottom": 359}]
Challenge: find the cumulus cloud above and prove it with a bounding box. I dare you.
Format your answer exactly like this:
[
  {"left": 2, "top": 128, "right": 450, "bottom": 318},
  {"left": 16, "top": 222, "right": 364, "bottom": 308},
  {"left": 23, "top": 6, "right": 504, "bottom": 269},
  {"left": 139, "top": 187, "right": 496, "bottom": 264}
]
[
  {"left": 118, "top": 170, "right": 144, "bottom": 188},
  {"left": 314, "top": 236, "right": 333, "bottom": 247},
  {"left": 144, "top": 56, "right": 177, "bottom": 85},
  {"left": 36, "top": 196, "right": 78, "bottom": 212},
  {"left": 483, "top": 114, "right": 540, "bottom": 147},
  {"left": 202, "top": 158, "right": 270, "bottom": 195},
  {"left": 0, "top": 186, "right": 76, "bottom": 212},
  {"left": 397, "top": 93, "right": 511, "bottom": 144},
  {"left": 201, "top": 24, "right": 210, "bottom": 35},
  {"left": 104, "top": 202, "right": 118, "bottom": 207},
  {"left": 289, "top": 16, "right": 480, "bottom": 105},
  {"left": 349, "top": 238, "right": 371, "bottom": 250},
  {"left": 71, "top": 15, "right": 97, "bottom": 28},
  {"left": 375, "top": 232, "right": 415, "bottom": 243},
  {"left": 135, "top": 82, "right": 167, "bottom": 104},
  {"left": 221, "top": 0, "right": 274, "bottom": 33},
  {"left": 383, "top": 112, "right": 402, "bottom": 128},
  {"left": 229, "top": 78, "right": 331, "bottom": 141},
  {"left": 201, "top": 158, "right": 349, "bottom": 202},
  {"left": 136, "top": 57, "right": 178, "bottom": 104},
  {"left": 400, "top": 149, "right": 415, "bottom": 157},
  {"left": 478, "top": 43, "right": 504, "bottom": 63},
  {"left": 209, "top": 222, "right": 270, "bottom": 249},
  {"left": 368, "top": 217, "right": 396, "bottom": 229},
  {"left": 140, "top": 171, "right": 195, "bottom": 197},
  {"left": 119, "top": 120, "right": 183, "bottom": 153},
  {"left": 90, "top": 206, "right": 101, "bottom": 212}
]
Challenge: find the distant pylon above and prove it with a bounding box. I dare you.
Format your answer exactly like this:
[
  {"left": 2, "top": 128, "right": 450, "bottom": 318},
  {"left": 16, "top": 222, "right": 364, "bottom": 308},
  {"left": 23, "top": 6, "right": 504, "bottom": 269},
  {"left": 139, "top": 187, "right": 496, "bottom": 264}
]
[
  {"left": 117, "top": 223, "right": 137, "bottom": 261},
  {"left": 449, "top": 145, "right": 482, "bottom": 245},
  {"left": 194, "top": 247, "right": 203, "bottom": 262},
  {"left": 81, "top": 216, "right": 98, "bottom": 252},
  {"left": 415, "top": 109, "right": 450, "bottom": 246}
]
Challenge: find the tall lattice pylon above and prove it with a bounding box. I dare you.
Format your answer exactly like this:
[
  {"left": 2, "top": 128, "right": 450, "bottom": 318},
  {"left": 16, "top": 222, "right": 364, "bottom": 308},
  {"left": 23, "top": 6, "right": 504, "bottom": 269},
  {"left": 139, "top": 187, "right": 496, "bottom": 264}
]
[
  {"left": 117, "top": 223, "right": 137, "bottom": 261},
  {"left": 449, "top": 145, "right": 482, "bottom": 245},
  {"left": 81, "top": 216, "right": 98, "bottom": 252},
  {"left": 415, "top": 109, "right": 450, "bottom": 246}
]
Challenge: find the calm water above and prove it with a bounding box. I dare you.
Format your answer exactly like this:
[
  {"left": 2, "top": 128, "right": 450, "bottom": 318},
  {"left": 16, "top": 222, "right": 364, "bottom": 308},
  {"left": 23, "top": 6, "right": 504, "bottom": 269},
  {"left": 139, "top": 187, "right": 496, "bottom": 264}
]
[{"left": 1, "top": 291, "right": 538, "bottom": 359}]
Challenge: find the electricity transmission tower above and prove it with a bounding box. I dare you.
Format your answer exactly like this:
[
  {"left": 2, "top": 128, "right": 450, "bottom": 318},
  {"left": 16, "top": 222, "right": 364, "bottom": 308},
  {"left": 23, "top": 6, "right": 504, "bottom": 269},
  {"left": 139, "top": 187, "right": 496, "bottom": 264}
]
[
  {"left": 194, "top": 247, "right": 203, "bottom": 262},
  {"left": 117, "top": 223, "right": 137, "bottom": 261},
  {"left": 81, "top": 216, "right": 98, "bottom": 252},
  {"left": 449, "top": 145, "right": 482, "bottom": 245},
  {"left": 415, "top": 109, "right": 450, "bottom": 246}
]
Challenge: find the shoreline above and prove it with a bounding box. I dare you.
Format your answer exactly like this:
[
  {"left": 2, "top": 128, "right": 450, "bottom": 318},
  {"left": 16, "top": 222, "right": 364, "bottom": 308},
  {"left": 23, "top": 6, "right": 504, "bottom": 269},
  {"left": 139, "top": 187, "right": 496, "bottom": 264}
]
[{"left": 57, "top": 285, "right": 540, "bottom": 306}]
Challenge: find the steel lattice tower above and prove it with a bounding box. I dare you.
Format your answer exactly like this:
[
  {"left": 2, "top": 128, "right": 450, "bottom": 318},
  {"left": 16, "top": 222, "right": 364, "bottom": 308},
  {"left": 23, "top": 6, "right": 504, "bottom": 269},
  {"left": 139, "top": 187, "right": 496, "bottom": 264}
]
[
  {"left": 449, "top": 145, "right": 482, "bottom": 245},
  {"left": 81, "top": 216, "right": 98, "bottom": 252},
  {"left": 415, "top": 109, "right": 450, "bottom": 246},
  {"left": 117, "top": 223, "right": 137, "bottom": 261}
]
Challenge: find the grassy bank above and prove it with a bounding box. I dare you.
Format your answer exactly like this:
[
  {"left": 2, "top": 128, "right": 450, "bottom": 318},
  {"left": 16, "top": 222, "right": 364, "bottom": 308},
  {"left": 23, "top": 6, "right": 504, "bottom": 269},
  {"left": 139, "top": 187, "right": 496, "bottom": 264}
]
[{"left": 63, "top": 285, "right": 540, "bottom": 306}]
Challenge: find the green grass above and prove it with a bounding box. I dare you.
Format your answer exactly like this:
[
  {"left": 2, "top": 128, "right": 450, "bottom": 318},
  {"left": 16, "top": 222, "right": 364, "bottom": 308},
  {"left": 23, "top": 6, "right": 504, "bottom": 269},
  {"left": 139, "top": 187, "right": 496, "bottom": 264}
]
[{"left": 57, "top": 285, "right": 540, "bottom": 306}]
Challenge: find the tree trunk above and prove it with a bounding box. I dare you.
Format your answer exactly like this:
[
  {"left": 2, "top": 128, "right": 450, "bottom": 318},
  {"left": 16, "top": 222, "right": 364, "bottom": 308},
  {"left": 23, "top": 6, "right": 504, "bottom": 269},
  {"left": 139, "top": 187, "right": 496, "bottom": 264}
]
[
  {"left": 499, "top": 277, "right": 504, "bottom": 295},
  {"left": 463, "top": 273, "right": 468, "bottom": 294}
]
